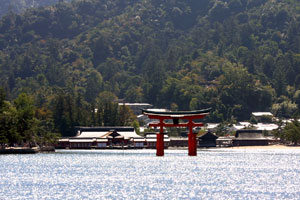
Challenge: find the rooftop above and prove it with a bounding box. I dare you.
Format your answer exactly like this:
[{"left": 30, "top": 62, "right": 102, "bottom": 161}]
[
  {"left": 75, "top": 127, "right": 143, "bottom": 139},
  {"left": 254, "top": 123, "right": 278, "bottom": 131},
  {"left": 252, "top": 112, "right": 273, "bottom": 117},
  {"left": 118, "top": 103, "right": 152, "bottom": 107}
]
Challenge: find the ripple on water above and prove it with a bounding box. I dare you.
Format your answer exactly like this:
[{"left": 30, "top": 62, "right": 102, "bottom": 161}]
[{"left": 1, "top": 149, "right": 300, "bottom": 199}]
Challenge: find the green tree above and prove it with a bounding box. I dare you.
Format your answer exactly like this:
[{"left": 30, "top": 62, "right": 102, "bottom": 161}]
[
  {"left": 85, "top": 69, "right": 103, "bottom": 102},
  {"left": 0, "top": 87, "right": 5, "bottom": 109},
  {"left": 124, "top": 86, "right": 143, "bottom": 103},
  {"left": 132, "top": 120, "right": 140, "bottom": 135},
  {"left": 283, "top": 120, "right": 300, "bottom": 145},
  {"left": 74, "top": 93, "right": 88, "bottom": 126},
  {"left": 0, "top": 100, "right": 17, "bottom": 147},
  {"left": 118, "top": 104, "right": 136, "bottom": 126},
  {"left": 53, "top": 94, "right": 75, "bottom": 137},
  {"left": 294, "top": 90, "right": 300, "bottom": 109},
  {"left": 218, "top": 63, "right": 259, "bottom": 120},
  {"left": 272, "top": 97, "right": 298, "bottom": 119},
  {"left": 35, "top": 107, "right": 60, "bottom": 146},
  {"left": 14, "top": 93, "right": 38, "bottom": 146},
  {"left": 103, "top": 101, "right": 118, "bottom": 126},
  {"left": 96, "top": 91, "right": 117, "bottom": 104},
  {"left": 95, "top": 102, "right": 103, "bottom": 126}
]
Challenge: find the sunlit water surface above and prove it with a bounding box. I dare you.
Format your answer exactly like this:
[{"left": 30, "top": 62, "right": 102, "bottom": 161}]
[{"left": 1, "top": 148, "right": 300, "bottom": 199}]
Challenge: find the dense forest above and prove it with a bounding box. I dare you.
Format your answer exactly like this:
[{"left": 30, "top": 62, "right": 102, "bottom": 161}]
[
  {"left": 0, "top": 0, "right": 72, "bottom": 17},
  {"left": 1, "top": 0, "right": 300, "bottom": 139}
]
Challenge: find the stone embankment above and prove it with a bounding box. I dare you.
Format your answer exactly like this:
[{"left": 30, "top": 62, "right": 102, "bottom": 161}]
[
  {"left": 0, "top": 146, "right": 55, "bottom": 154},
  {"left": 0, "top": 147, "right": 39, "bottom": 154}
]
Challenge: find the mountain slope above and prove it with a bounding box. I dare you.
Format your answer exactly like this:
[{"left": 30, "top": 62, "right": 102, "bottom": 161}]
[
  {"left": 1, "top": 0, "right": 300, "bottom": 121},
  {"left": 0, "top": 0, "right": 72, "bottom": 17}
]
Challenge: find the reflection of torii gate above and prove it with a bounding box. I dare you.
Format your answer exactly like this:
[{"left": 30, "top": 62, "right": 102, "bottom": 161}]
[{"left": 142, "top": 108, "right": 211, "bottom": 156}]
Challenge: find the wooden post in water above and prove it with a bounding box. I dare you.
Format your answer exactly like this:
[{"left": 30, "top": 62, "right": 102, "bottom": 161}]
[
  {"left": 156, "top": 118, "right": 164, "bottom": 156},
  {"left": 188, "top": 123, "right": 197, "bottom": 156},
  {"left": 156, "top": 133, "right": 164, "bottom": 156}
]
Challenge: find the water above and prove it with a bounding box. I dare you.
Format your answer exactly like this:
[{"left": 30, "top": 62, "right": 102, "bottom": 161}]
[{"left": 1, "top": 148, "right": 300, "bottom": 200}]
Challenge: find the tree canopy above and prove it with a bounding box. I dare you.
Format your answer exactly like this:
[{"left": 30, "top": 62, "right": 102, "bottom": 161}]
[{"left": 0, "top": 0, "right": 300, "bottom": 132}]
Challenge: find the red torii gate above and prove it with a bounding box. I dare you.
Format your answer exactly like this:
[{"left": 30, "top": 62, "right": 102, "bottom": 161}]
[{"left": 142, "top": 108, "right": 210, "bottom": 156}]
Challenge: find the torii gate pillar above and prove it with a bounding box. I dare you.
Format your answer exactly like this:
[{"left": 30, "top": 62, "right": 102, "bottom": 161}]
[
  {"left": 188, "top": 126, "right": 197, "bottom": 156},
  {"left": 156, "top": 119, "right": 164, "bottom": 156},
  {"left": 156, "top": 132, "right": 164, "bottom": 156}
]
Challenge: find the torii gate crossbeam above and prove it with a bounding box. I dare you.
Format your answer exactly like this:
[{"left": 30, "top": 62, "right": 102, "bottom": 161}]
[{"left": 142, "top": 108, "right": 210, "bottom": 156}]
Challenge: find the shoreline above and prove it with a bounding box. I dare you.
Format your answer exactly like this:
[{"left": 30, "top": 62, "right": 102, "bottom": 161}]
[
  {"left": 2, "top": 145, "right": 300, "bottom": 154},
  {"left": 56, "top": 144, "right": 300, "bottom": 151},
  {"left": 0, "top": 147, "right": 39, "bottom": 154},
  {"left": 228, "top": 144, "right": 300, "bottom": 149},
  {"left": 0, "top": 146, "right": 55, "bottom": 154}
]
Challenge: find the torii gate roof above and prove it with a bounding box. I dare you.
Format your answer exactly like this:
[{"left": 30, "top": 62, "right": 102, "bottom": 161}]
[{"left": 141, "top": 108, "right": 211, "bottom": 118}]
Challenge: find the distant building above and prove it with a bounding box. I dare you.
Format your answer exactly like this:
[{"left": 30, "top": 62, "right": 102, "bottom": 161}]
[
  {"left": 206, "top": 123, "right": 219, "bottom": 132},
  {"left": 252, "top": 112, "right": 274, "bottom": 123},
  {"left": 198, "top": 131, "right": 218, "bottom": 147},
  {"left": 56, "top": 127, "right": 144, "bottom": 149},
  {"left": 169, "top": 137, "right": 188, "bottom": 147},
  {"left": 145, "top": 133, "right": 170, "bottom": 149},
  {"left": 233, "top": 122, "right": 252, "bottom": 130},
  {"left": 254, "top": 123, "right": 278, "bottom": 131},
  {"left": 252, "top": 112, "right": 273, "bottom": 117},
  {"left": 216, "top": 136, "right": 234, "bottom": 147},
  {"left": 232, "top": 129, "right": 269, "bottom": 146}
]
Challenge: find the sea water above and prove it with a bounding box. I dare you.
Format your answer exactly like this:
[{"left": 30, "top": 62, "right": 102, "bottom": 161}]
[{"left": 0, "top": 148, "right": 300, "bottom": 200}]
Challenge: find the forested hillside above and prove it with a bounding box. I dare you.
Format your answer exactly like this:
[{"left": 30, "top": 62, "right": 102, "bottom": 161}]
[
  {"left": 1, "top": 0, "right": 300, "bottom": 136},
  {"left": 0, "top": 0, "right": 72, "bottom": 17}
]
